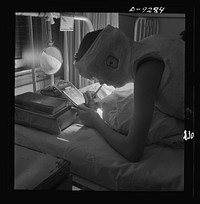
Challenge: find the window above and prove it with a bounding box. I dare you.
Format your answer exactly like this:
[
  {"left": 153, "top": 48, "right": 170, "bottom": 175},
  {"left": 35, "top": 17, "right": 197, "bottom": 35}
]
[
  {"left": 15, "top": 16, "right": 29, "bottom": 59},
  {"left": 15, "top": 15, "right": 48, "bottom": 72},
  {"left": 15, "top": 14, "right": 64, "bottom": 93}
]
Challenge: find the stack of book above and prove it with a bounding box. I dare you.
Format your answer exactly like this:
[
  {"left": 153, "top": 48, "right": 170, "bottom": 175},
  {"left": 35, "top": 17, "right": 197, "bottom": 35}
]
[{"left": 15, "top": 92, "right": 76, "bottom": 134}]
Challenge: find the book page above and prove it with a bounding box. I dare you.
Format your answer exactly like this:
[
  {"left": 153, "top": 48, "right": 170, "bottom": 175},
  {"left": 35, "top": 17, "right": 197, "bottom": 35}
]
[{"left": 62, "top": 86, "right": 85, "bottom": 106}]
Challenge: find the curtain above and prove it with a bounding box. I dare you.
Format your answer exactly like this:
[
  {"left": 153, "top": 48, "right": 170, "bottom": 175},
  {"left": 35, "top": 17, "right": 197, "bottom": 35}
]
[{"left": 63, "top": 13, "right": 119, "bottom": 89}]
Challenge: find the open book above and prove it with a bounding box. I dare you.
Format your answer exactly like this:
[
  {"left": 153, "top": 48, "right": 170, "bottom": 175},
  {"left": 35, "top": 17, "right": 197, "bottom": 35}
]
[
  {"left": 61, "top": 86, "right": 85, "bottom": 107},
  {"left": 40, "top": 80, "right": 85, "bottom": 107}
]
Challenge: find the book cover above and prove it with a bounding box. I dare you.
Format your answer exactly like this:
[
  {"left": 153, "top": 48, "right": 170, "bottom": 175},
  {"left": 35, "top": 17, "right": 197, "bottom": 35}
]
[{"left": 15, "top": 92, "right": 69, "bottom": 115}]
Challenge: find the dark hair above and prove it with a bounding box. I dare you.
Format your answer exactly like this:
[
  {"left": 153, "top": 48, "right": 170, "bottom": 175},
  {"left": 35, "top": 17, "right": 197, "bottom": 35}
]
[{"left": 74, "top": 29, "right": 103, "bottom": 62}]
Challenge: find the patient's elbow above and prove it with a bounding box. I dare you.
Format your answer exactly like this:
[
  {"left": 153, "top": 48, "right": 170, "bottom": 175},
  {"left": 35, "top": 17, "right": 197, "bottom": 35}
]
[
  {"left": 126, "top": 154, "right": 142, "bottom": 163},
  {"left": 124, "top": 148, "right": 143, "bottom": 163}
]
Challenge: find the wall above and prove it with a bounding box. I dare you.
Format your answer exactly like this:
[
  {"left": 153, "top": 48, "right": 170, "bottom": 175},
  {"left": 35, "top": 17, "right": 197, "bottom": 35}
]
[
  {"left": 119, "top": 13, "right": 185, "bottom": 40},
  {"left": 119, "top": 14, "right": 136, "bottom": 39},
  {"left": 158, "top": 18, "right": 185, "bottom": 38}
]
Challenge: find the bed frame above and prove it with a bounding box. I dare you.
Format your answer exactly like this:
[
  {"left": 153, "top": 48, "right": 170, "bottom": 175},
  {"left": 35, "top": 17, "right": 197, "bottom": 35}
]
[{"left": 71, "top": 174, "right": 110, "bottom": 191}]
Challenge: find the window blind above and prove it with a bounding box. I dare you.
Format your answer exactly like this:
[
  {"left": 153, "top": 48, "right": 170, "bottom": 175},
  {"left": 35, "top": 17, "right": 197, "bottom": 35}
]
[{"left": 15, "top": 16, "right": 29, "bottom": 59}]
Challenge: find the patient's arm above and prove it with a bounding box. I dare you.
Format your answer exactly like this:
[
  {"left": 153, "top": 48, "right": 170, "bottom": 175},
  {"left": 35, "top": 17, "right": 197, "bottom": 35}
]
[{"left": 77, "top": 59, "right": 164, "bottom": 162}]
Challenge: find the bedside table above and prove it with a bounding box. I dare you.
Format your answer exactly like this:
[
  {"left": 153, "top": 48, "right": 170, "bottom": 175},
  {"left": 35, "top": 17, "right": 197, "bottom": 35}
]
[{"left": 14, "top": 144, "right": 72, "bottom": 190}]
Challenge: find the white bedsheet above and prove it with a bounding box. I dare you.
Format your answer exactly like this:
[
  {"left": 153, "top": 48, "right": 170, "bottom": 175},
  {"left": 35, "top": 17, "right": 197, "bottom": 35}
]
[{"left": 15, "top": 123, "right": 184, "bottom": 191}]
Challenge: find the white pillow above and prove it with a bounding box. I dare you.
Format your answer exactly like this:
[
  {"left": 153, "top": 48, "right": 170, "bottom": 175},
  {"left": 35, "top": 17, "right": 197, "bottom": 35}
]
[{"left": 101, "top": 90, "right": 184, "bottom": 146}]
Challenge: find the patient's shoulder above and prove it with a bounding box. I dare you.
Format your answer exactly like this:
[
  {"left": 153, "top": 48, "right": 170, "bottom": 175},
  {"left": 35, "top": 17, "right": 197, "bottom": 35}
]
[{"left": 136, "top": 57, "right": 164, "bottom": 73}]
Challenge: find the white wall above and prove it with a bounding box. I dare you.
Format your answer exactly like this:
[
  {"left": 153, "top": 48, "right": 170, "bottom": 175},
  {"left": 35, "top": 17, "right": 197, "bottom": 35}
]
[
  {"left": 119, "top": 14, "right": 135, "bottom": 39},
  {"left": 158, "top": 18, "right": 185, "bottom": 38}
]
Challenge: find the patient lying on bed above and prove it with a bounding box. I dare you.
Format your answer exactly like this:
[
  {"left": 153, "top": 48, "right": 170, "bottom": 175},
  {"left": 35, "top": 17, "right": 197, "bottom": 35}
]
[
  {"left": 14, "top": 82, "right": 184, "bottom": 191},
  {"left": 74, "top": 25, "right": 185, "bottom": 162}
]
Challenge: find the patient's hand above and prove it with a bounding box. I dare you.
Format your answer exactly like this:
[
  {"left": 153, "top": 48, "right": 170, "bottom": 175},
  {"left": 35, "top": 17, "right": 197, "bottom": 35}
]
[
  {"left": 83, "top": 91, "right": 101, "bottom": 110},
  {"left": 76, "top": 104, "right": 102, "bottom": 128}
]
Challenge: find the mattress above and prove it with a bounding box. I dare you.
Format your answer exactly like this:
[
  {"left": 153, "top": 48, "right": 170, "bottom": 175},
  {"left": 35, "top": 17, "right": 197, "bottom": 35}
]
[{"left": 15, "top": 123, "right": 184, "bottom": 191}]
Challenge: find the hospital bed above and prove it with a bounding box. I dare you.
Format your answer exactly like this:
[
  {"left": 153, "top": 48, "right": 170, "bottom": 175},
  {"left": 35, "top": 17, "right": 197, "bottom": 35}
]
[{"left": 14, "top": 83, "right": 184, "bottom": 191}]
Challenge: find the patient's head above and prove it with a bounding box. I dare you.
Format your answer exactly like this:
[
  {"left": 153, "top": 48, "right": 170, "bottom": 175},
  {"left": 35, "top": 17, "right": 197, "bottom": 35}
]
[{"left": 74, "top": 25, "right": 133, "bottom": 88}]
